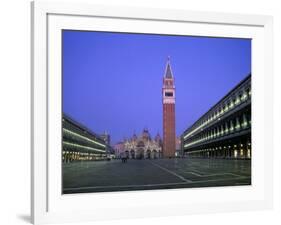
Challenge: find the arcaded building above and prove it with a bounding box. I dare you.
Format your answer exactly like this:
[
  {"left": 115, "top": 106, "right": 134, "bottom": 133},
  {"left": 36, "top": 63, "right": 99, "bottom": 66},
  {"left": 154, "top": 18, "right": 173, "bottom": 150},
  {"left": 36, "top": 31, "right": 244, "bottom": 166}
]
[
  {"left": 181, "top": 74, "right": 251, "bottom": 159},
  {"left": 62, "top": 114, "right": 107, "bottom": 162}
]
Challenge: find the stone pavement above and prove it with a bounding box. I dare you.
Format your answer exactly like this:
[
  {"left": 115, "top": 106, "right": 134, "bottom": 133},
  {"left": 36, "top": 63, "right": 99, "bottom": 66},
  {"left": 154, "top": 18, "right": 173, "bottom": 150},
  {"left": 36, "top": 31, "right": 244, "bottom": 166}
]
[{"left": 63, "top": 158, "right": 251, "bottom": 194}]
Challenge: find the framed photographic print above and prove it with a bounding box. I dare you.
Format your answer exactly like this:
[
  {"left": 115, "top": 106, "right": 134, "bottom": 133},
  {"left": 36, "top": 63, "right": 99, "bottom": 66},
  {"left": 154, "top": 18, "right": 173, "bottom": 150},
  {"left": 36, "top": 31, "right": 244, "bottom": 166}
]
[{"left": 31, "top": 1, "right": 273, "bottom": 224}]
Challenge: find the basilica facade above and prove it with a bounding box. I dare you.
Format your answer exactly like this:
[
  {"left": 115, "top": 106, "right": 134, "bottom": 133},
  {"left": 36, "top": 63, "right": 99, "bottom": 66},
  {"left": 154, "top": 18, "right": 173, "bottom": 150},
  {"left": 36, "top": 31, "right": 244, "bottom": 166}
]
[{"left": 115, "top": 129, "right": 163, "bottom": 159}]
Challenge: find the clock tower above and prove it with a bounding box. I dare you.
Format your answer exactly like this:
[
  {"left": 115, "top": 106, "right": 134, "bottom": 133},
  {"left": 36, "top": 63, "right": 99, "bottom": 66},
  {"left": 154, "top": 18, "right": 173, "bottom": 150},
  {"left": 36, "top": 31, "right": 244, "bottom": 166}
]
[{"left": 162, "top": 57, "right": 176, "bottom": 158}]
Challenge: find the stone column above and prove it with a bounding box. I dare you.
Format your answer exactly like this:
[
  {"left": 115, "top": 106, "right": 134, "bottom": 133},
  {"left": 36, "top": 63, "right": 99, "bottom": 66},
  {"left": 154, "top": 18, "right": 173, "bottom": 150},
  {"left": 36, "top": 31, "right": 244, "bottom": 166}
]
[
  {"left": 235, "top": 117, "right": 241, "bottom": 131},
  {"left": 230, "top": 120, "right": 234, "bottom": 133},
  {"left": 217, "top": 127, "right": 220, "bottom": 137},
  {"left": 242, "top": 113, "right": 248, "bottom": 129},
  {"left": 221, "top": 124, "right": 224, "bottom": 136},
  {"left": 225, "top": 122, "right": 229, "bottom": 134}
]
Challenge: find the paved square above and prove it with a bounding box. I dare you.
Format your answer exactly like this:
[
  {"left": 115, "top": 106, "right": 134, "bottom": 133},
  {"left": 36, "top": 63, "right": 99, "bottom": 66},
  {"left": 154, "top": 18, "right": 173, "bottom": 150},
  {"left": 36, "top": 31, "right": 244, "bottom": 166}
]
[{"left": 63, "top": 158, "right": 251, "bottom": 194}]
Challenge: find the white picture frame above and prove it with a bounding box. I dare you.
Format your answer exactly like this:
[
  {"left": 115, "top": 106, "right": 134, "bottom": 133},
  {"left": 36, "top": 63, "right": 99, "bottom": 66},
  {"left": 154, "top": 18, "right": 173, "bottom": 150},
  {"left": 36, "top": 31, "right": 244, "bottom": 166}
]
[{"left": 31, "top": 1, "right": 273, "bottom": 224}]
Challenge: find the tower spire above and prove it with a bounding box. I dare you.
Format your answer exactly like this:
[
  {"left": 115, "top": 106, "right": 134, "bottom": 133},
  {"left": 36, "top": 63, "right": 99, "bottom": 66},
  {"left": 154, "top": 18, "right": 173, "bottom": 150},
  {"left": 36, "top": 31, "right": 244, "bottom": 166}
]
[{"left": 164, "top": 56, "right": 173, "bottom": 78}]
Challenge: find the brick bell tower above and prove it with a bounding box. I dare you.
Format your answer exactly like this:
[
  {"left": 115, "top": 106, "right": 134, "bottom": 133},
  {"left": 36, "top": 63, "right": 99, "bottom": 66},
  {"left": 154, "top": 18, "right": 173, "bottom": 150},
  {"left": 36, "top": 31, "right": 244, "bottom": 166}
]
[{"left": 162, "top": 57, "right": 176, "bottom": 158}]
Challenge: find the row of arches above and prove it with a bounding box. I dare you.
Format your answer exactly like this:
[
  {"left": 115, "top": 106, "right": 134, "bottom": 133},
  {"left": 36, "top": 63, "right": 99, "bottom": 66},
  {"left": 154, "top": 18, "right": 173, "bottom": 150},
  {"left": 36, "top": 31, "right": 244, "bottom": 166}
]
[
  {"left": 185, "top": 111, "right": 251, "bottom": 148},
  {"left": 62, "top": 150, "right": 107, "bottom": 163},
  {"left": 186, "top": 139, "right": 251, "bottom": 159},
  {"left": 123, "top": 149, "right": 161, "bottom": 159},
  {"left": 183, "top": 80, "right": 251, "bottom": 140}
]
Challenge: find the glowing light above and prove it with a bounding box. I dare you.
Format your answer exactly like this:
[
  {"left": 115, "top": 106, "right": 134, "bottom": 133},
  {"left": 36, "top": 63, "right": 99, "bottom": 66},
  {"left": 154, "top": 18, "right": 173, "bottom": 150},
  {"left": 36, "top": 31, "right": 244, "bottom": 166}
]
[
  {"left": 235, "top": 98, "right": 240, "bottom": 105},
  {"left": 63, "top": 128, "right": 106, "bottom": 148},
  {"left": 242, "top": 93, "right": 248, "bottom": 100},
  {"left": 247, "top": 149, "right": 251, "bottom": 158},
  {"left": 63, "top": 141, "right": 106, "bottom": 153},
  {"left": 240, "top": 149, "right": 244, "bottom": 156}
]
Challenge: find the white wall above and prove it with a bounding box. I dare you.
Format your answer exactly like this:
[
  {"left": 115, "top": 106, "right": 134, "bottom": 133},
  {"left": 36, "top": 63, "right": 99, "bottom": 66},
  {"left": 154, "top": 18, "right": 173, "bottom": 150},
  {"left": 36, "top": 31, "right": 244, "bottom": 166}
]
[{"left": 0, "top": 0, "right": 280, "bottom": 224}]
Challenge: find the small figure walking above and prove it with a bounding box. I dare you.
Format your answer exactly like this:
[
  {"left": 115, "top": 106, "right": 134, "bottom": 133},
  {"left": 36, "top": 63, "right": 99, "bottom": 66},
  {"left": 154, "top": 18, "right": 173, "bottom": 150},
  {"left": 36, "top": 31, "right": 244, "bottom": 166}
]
[{"left": 121, "top": 152, "right": 128, "bottom": 163}]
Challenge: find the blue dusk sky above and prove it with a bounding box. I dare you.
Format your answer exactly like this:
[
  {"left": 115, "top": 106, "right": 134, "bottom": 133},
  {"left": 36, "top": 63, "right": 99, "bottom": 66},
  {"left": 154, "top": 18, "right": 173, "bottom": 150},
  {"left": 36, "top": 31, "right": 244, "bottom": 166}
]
[{"left": 63, "top": 30, "right": 251, "bottom": 145}]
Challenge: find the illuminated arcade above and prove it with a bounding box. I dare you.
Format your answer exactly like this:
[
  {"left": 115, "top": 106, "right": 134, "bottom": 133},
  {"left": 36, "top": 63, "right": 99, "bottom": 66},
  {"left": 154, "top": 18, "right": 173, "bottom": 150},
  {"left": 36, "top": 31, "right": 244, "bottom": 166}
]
[{"left": 181, "top": 74, "right": 251, "bottom": 159}]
